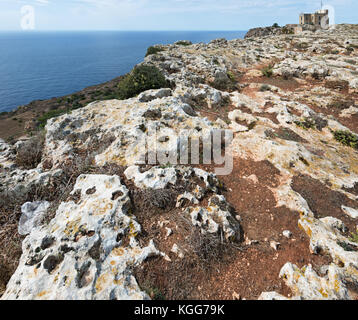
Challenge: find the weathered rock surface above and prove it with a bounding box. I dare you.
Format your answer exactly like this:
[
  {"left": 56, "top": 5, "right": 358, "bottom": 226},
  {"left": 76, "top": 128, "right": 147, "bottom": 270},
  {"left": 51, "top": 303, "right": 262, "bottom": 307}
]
[
  {"left": 2, "top": 175, "right": 160, "bottom": 300},
  {"left": 0, "top": 139, "right": 15, "bottom": 169},
  {"left": 18, "top": 201, "right": 51, "bottom": 236},
  {"left": 245, "top": 26, "right": 285, "bottom": 39},
  {"left": 43, "top": 96, "right": 224, "bottom": 169},
  {"left": 2, "top": 24, "right": 358, "bottom": 300}
]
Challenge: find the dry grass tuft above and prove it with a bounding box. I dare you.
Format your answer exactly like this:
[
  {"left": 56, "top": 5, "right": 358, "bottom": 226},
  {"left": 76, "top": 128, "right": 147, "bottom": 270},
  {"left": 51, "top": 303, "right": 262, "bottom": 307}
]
[{"left": 15, "top": 132, "right": 45, "bottom": 169}]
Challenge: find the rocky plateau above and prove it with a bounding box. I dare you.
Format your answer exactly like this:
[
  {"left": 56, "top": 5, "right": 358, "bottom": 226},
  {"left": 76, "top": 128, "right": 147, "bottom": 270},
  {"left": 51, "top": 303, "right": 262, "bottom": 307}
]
[{"left": 1, "top": 24, "right": 358, "bottom": 300}]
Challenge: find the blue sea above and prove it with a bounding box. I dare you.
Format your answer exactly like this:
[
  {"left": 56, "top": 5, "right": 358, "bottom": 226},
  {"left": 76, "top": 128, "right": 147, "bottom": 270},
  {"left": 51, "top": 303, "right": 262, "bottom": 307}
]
[{"left": 0, "top": 31, "right": 246, "bottom": 113}]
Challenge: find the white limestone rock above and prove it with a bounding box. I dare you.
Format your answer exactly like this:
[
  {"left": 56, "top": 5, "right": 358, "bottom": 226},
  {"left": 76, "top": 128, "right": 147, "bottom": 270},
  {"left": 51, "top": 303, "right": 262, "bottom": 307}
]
[
  {"left": 258, "top": 292, "right": 291, "bottom": 300},
  {"left": 341, "top": 206, "right": 358, "bottom": 219},
  {"left": 274, "top": 58, "right": 330, "bottom": 79},
  {"left": 260, "top": 262, "right": 350, "bottom": 300},
  {"left": 0, "top": 168, "right": 63, "bottom": 201},
  {"left": 171, "top": 244, "right": 184, "bottom": 259},
  {"left": 138, "top": 88, "right": 172, "bottom": 102},
  {"left": 184, "top": 195, "right": 240, "bottom": 242},
  {"left": 43, "top": 97, "right": 224, "bottom": 169},
  {"left": 261, "top": 214, "right": 358, "bottom": 300},
  {"left": 124, "top": 165, "right": 177, "bottom": 189},
  {"left": 0, "top": 139, "right": 16, "bottom": 171},
  {"left": 1, "top": 174, "right": 161, "bottom": 300},
  {"left": 175, "top": 84, "right": 230, "bottom": 109},
  {"left": 18, "top": 201, "right": 51, "bottom": 236},
  {"left": 349, "top": 78, "right": 358, "bottom": 92},
  {"left": 282, "top": 230, "right": 293, "bottom": 239}
]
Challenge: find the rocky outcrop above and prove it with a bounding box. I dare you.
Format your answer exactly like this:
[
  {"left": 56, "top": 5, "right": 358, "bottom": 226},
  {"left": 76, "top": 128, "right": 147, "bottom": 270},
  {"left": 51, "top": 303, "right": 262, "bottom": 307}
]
[
  {"left": 2, "top": 174, "right": 161, "bottom": 300},
  {"left": 2, "top": 24, "right": 358, "bottom": 300},
  {"left": 245, "top": 26, "right": 284, "bottom": 39}
]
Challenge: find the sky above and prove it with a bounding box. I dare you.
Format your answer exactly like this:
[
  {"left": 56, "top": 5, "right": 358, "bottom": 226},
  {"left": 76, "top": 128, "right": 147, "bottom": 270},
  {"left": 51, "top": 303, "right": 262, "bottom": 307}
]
[{"left": 0, "top": 0, "right": 356, "bottom": 31}]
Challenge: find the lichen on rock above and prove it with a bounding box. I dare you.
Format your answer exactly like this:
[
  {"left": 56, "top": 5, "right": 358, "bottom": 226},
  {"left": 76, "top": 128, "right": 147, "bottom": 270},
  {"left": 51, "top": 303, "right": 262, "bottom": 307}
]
[{"left": 1, "top": 174, "right": 161, "bottom": 300}]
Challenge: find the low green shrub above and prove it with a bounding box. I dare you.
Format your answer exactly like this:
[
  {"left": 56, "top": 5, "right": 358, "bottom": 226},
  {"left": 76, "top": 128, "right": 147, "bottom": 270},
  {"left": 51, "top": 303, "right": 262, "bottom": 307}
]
[
  {"left": 117, "top": 65, "right": 168, "bottom": 100},
  {"left": 282, "top": 27, "right": 294, "bottom": 35},
  {"left": 259, "top": 84, "right": 271, "bottom": 92},
  {"left": 145, "top": 46, "right": 165, "bottom": 57},
  {"left": 175, "top": 41, "right": 192, "bottom": 46},
  {"left": 294, "top": 118, "right": 316, "bottom": 130},
  {"left": 37, "top": 108, "right": 70, "bottom": 128},
  {"left": 349, "top": 231, "right": 358, "bottom": 243},
  {"left": 333, "top": 130, "right": 358, "bottom": 149},
  {"left": 227, "top": 71, "right": 236, "bottom": 82},
  {"left": 261, "top": 65, "right": 274, "bottom": 78}
]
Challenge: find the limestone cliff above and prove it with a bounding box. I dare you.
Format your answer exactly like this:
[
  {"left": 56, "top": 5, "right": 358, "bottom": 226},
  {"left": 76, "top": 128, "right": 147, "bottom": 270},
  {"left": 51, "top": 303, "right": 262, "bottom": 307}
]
[{"left": 1, "top": 24, "right": 358, "bottom": 300}]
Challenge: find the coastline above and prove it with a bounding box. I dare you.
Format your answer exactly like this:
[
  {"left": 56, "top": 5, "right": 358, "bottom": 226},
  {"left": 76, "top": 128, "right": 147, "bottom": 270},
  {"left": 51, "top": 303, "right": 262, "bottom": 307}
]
[
  {"left": 1, "top": 23, "right": 358, "bottom": 300},
  {"left": 0, "top": 31, "right": 248, "bottom": 142},
  {"left": 0, "top": 74, "right": 125, "bottom": 141}
]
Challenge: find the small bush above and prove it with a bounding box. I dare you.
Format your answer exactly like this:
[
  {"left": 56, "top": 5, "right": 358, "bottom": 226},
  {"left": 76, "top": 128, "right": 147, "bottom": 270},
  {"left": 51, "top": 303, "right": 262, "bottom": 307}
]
[
  {"left": 15, "top": 132, "right": 45, "bottom": 169},
  {"left": 175, "top": 41, "right": 192, "bottom": 46},
  {"left": 282, "top": 27, "right": 294, "bottom": 35},
  {"left": 344, "top": 59, "right": 356, "bottom": 65},
  {"left": 261, "top": 65, "right": 274, "bottom": 78},
  {"left": 145, "top": 46, "right": 165, "bottom": 57},
  {"left": 333, "top": 130, "right": 358, "bottom": 149},
  {"left": 328, "top": 99, "right": 354, "bottom": 110},
  {"left": 272, "top": 23, "right": 280, "bottom": 28},
  {"left": 37, "top": 108, "right": 70, "bottom": 128},
  {"left": 117, "top": 65, "right": 168, "bottom": 100},
  {"left": 337, "top": 240, "right": 358, "bottom": 252},
  {"left": 130, "top": 188, "right": 178, "bottom": 216},
  {"left": 350, "top": 231, "right": 358, "bottom": 243},
  {"left": 294, "top": 118, "right": 316, "bottom": 130},
  {"left": 139, "top": 281, "right": 165, "bottom": 300},
  {"left": 186, "top": 231, "right": 231, "bottom": 267},
  {"left": 260, "top": 84, "right": 271, "bottom": 92},
  {"left": 227, "top": 71, "right": 236, "bottom": 82}
]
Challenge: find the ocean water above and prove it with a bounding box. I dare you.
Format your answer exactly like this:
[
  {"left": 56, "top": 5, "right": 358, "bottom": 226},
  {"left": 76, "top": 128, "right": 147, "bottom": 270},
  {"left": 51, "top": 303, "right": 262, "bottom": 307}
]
[{"left": 0, "top": 31, "right": 246, "bottom": 113}]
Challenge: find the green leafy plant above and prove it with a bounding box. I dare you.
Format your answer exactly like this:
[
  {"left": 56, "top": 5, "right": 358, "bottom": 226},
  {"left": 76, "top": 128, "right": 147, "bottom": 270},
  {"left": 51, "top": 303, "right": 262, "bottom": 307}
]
[
  {"left": 333, "top": 130, "right": 358, "bottom": 149},
  {"left": 337, "top": 240, "right": 358, "bottom": 252},
  {"left": 175, "top": 41, "right": 192, "bottom": 46},
  {"left": 227, "top": 71, "right": 236, "bottom": 82},
  {"left": 294, "top": 118, "right": 316, "bottom": 130},
  {"left": 259, "top": 84, "right": 271, "bottom": 92},
  {"left": 349, "top": 231, "right": 358, "bottom": 243},
  {"left": 117, "top": 65, "right": 168, "bottom": 100},
  {"left": 261, "top": 65, "right": 274, "bottom": 78},
  {"left": 37, "top": 108, "right": 70, "bottom": 128},
  {"left": 145, "top": 46, "right": 165, "bottom": 57}
]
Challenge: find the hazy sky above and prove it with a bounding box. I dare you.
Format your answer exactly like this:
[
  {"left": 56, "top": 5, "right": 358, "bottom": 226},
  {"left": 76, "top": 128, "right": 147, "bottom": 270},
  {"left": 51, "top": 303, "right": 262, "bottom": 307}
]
[{"left": 0, "top": 0, "right": 356, "bottom": 31}]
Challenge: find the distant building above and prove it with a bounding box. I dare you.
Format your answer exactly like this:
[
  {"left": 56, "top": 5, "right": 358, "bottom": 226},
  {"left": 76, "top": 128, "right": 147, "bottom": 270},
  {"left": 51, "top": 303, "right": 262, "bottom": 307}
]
[{"left": 299, "top": 9, "right": 329, "bottom": 28}]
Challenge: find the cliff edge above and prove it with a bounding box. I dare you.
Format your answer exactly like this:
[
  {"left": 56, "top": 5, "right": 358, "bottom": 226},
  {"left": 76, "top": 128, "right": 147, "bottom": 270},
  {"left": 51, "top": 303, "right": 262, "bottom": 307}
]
[{"left": 1, "top": 24, "right": 358, "bottom": 300}]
